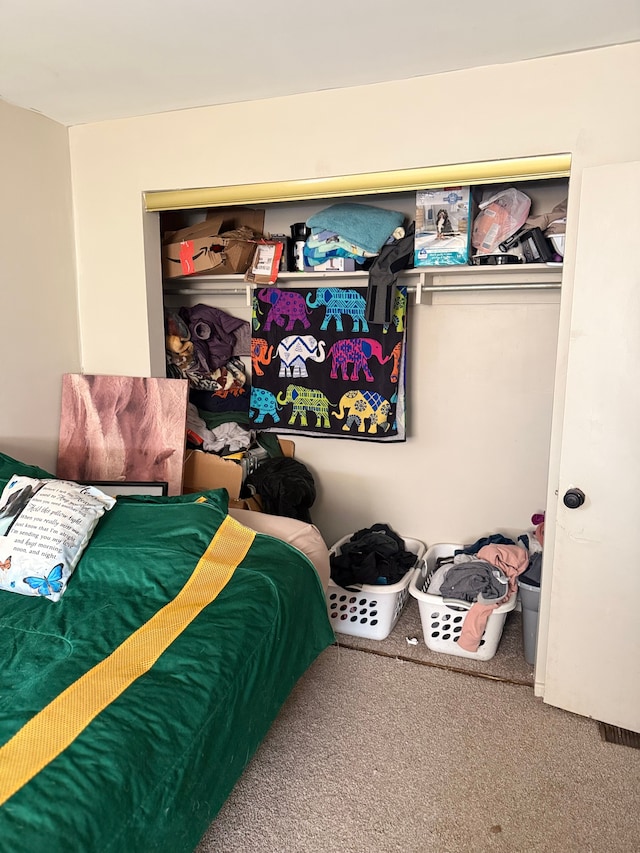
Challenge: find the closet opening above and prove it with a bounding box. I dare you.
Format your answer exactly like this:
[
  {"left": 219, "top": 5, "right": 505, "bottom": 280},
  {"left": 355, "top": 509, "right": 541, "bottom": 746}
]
[{"left": 146, "top": 156, "right": 571, "bottom": 685}]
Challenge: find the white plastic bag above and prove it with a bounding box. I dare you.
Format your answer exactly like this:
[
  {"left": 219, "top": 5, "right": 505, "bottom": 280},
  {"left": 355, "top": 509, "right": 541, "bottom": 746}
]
[{"left": 471, "top": 188, "right": 531, "bottom": 255}]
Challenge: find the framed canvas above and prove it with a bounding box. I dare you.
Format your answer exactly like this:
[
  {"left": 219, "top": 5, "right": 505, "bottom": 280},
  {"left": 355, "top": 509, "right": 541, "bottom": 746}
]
[
  {"left": 57, "top": 374, "right": 189, "bottom": 495},
  {"left": 79, "top": 481, "right": 169, "bottom": 498}
]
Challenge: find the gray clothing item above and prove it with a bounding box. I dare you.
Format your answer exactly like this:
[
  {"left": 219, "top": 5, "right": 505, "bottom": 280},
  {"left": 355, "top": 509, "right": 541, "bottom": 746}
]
[
  {"left": 453, "top": 553, "right": 483, "bottom": 563},
  {"left": 427, "top": 553, "right": 482, "bottom": 594},
  {"left": 439, "top": 560, "right": 509, "bottom": 605},
  {"left": 427, "top": 562, "right": 451, "bottom": 595}
]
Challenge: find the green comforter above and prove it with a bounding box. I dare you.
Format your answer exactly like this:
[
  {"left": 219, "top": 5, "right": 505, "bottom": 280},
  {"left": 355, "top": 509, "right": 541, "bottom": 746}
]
[{"left": 0, "top": 453, "right": 334, "bottom": 852}]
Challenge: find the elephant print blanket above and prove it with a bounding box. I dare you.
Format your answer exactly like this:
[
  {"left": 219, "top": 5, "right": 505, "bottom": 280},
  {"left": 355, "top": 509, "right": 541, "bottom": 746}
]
[{"left": 249, "top": 285, "right": 407, "bottom": 441}]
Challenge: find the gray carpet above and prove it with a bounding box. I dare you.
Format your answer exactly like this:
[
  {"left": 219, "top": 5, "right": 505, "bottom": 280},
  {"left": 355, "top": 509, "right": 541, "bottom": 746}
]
[{"left": 197, "top": 637, "right": 640, "bottom": 852}]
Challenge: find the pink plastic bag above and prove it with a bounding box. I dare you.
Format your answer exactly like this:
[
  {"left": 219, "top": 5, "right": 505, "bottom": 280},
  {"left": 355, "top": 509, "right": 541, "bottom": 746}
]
[{"left": 471, "top": 188, "right": 531, "bottom": 255}]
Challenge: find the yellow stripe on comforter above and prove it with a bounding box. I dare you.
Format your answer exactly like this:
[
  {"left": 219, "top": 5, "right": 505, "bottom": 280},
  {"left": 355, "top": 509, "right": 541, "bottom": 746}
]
[{"left": 0, "top": 514, "right": 255, "bottom": 806}]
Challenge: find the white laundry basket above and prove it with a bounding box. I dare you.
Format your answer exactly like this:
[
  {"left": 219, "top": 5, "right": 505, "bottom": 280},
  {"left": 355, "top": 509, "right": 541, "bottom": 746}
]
[
  {"left": 409, "top": 543, "right": 516, "bottom": 661},
  {"left": 326, "top": 534, "right": 426, "bottom": 640}
]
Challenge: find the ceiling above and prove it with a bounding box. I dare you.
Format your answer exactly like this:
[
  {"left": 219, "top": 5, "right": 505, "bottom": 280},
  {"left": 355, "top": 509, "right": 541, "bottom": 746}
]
[{"left": 2, "top": 0, "right": 639, "bottom": 127}]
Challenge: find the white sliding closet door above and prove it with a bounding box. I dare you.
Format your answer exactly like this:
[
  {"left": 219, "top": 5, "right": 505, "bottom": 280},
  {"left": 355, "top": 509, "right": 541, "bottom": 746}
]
[{"left": 543, "top": 161, "right": 640, "bottom": 731}]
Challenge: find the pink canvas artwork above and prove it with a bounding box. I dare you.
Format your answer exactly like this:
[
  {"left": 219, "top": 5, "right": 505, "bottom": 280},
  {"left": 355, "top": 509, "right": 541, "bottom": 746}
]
[{"left": 57, "top": 374, "right": 189, "bottom": 495}]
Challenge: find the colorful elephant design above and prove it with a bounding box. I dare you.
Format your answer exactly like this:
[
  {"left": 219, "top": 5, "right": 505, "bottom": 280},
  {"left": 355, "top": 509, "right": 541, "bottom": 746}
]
[
  {"left": 332, "top": 390, "right": 392, "bottom": 434},
  {"left": 383, "top": 288, "right": 407, "bottom": 334},
  {"left": 252, "top": 296, "right": 263, "bottom": 331},
  {"left": 276, "top": 384, "right": 333, "bottom": 428},
  {"left": 326, "top": 338, "right": 391, "bottom": 382},
  {"left": 305, "top": 288, "right": 369, "bottom": 332},
  {"left": 250, "top": 338, "right": 274, "bottom": 377},
  {"left": 276, "top": 335, "right": 326, "bottom": 378},
  {"left": 388, "top": 341, "right": 402, "bottom": 383},
  {"left": 257, "top": 288, "right": 311, "bottom": 332},
  {"left": 249, "top": 387, "right": 281, "bottom": 424}
]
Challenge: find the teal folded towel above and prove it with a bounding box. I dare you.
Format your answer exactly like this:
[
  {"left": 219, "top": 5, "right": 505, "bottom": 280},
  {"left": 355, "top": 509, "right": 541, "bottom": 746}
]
[{"left": 306, "top": 203, "right": 405, "bottom": 255}]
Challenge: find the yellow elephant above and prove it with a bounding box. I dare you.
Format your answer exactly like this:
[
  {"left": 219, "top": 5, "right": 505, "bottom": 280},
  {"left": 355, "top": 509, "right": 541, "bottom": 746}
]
[{"left": 332, "top": 390, "right": 392, "bottom": 434}]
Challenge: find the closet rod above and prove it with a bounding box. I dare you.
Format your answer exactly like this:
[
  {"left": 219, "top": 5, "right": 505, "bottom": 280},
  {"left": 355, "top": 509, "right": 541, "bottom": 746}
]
[
  {"left": 166, "top": 288, "right": 251, "bottom": 296},
  {"left": 164, "top": 282, "right": 561, "bottom": 297},
  {"left": 417, "top": 282, "right": 560, "bottom": 292}
]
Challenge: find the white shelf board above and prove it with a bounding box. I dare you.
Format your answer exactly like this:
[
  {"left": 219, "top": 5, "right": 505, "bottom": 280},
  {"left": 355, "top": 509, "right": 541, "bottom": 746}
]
[{"left": 163, "top": 263, "right": 563, "bottom": 295}]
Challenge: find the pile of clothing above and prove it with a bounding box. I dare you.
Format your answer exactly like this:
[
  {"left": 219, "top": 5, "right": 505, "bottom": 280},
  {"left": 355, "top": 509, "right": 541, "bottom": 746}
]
[
  {"left": 427, "top": 532, "right": 539, "bottom": 653},
  {"left": 165, "top": 305, "right": 254, "bottom": 454},
  {"left": 303, "top": 202, "right": 406, "bottom": 269},
  {"left": 330, "top": 523, "right": 417, "bottom": 588}
]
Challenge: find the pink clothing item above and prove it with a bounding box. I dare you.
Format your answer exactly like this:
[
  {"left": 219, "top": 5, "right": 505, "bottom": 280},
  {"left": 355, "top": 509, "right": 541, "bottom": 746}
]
[
  {"left": 457, "top": 602, "right": 498, "bottom": 652},
  {"left": 457, "top": 544, "right": 529, "bottom": 653},
  {"left": 477, "top": 544, "right": 529, "bottom": 578}
]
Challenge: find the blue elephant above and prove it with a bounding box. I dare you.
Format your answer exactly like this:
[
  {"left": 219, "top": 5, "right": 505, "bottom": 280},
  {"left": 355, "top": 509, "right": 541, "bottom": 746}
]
[
  {"left": 249, "top": 387, "right": 281, "bottom": 424},
  {"left": 305, "top": 288, "right": 369, "bottom": 332}
]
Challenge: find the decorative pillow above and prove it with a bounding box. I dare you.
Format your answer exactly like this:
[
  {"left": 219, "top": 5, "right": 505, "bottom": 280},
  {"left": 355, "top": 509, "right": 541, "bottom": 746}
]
[
  {"left": 0, "top": 474, "right": 115, "bottom": 601},
  {"left": 306, "top": 203, "right": 406, "bottom": 254}
]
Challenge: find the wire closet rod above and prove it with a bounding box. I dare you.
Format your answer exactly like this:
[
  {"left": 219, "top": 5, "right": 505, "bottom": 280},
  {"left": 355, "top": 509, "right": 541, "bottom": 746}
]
[{"left": 164, "top": 282, "right": 561, "bottom": 297}]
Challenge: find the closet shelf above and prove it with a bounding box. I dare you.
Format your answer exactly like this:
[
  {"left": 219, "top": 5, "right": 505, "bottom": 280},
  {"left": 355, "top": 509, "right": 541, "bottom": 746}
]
[{"left": 162, "top": 263, "right": 562, "bottom": 298}]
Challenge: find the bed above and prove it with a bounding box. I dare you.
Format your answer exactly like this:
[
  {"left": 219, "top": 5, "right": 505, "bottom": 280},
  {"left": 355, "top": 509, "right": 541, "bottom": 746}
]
[{"left": 0, "top": 452, "right": 335, "bottom": 852}]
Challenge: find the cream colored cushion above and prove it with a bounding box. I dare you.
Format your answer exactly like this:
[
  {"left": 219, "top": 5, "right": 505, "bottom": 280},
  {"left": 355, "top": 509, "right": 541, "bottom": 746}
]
[{"left": 228, "top": 508, "right": 330, "bottom": 590}]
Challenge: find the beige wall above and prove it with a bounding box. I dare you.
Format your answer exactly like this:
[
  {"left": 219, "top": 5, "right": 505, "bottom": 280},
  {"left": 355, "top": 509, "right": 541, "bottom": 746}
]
[
  {"left": 0, "top": 100, "right": 80, "bottom": 471},
  {"left": 68, "top": 43, "right": 640, "bottom": 546}
]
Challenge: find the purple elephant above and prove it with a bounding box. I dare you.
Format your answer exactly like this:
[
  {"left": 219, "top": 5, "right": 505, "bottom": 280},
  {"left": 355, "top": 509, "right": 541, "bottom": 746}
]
[
  {"left": 257, "top": 288, "right": 311, "bottom": 331},
  {"left": 326, "top": 338, "right": 391, "bottom": 382}
]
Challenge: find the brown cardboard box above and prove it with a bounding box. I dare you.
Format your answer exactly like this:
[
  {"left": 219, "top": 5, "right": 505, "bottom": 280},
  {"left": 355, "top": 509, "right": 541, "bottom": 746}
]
[
  {"left": 205, "top": 206, "right": 265, "bottom": 235},
  {"left": 183, "top": 449, "right": 243, "bottom": 497},
  {"left": 162, "top": 207, "right": 265, "bottom": 278},
  {"left": 182, "top": 440, "right": 295, "bottom": 501}
]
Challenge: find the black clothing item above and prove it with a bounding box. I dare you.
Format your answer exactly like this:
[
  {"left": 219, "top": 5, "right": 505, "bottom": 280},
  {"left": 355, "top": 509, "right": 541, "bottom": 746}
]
[
  {"left": 241, "top": 457, "right": 316, "bottom": 523},
  {"left": 330, "top": 523, "right": 417, "bottom": 588},
  {"left": 366, "top": 222, "right": 415, "bottom": 324},
  {"left": 520, "top": 551, "right": 542, "bottom": 587},
  {"left": 189, "top": 385, "right": 250, "bottom": 415}
]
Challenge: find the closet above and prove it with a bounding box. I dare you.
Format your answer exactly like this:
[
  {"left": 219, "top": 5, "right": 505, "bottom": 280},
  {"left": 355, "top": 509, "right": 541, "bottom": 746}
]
[
  {"left": 152, "top": 158, "right": 569, "bottom": 550},
  {"left": 146, "top": 155, "right": 640, "bottom": 734}
]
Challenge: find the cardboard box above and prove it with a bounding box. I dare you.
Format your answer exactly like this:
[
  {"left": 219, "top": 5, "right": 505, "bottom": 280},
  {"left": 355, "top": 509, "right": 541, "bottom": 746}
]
[
  {"left": 182, "top": 440, "right": 295, "bottom": 501},
  {"left": 162, "top": 207, "right": 265, "bottom": 278},
  {"left": 183, "top": 450, "right": 243, "bottom": 497},
  {"left": 414, "top": 187, "right": 472, "bottom": 266},
  {"left": 245, "top": 240, "right": 285, "bottom": 284}
]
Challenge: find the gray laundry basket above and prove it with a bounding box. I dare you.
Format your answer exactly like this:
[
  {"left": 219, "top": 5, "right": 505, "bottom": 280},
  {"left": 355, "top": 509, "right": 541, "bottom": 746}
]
[{"left": 518, "top": 578, "right": 541, "bottom": 665}]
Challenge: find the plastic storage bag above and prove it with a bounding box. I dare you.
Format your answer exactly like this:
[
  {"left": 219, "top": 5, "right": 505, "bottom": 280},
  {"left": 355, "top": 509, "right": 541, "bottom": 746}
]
[{"left": 471, "top": 188, "right": 531, "bottom": 255}]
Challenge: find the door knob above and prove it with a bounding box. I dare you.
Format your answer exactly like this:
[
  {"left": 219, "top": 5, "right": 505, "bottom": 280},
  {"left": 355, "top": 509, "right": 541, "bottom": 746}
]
[{"left": 563, "top": 488, "right": 586, "bottom": 509}]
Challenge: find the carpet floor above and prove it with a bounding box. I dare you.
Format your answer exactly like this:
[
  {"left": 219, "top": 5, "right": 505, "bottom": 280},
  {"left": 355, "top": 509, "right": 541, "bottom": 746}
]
[{"left": 197, "top": 606, "right": 640, "bottom": 853}]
